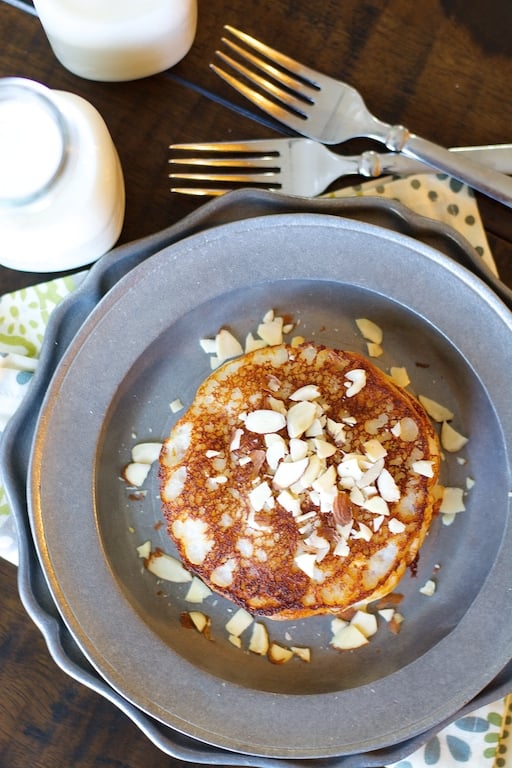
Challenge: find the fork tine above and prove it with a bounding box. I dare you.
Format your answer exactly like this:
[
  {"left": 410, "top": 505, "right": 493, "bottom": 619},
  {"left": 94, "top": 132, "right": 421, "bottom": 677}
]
[
  {"left": 210, "top": 61, "right": 310, "bottom": 134},
  {"left": 170, "top": 138, "right": 284, "bottom": 195},
  {"left": 220, "top": 38, "right": 316, "bottom": 103},
  {"left": 223, "top": 25, "right": 322, "bottom": 88},
  {"left": 170, "top": 187, "right": 232, "bottom": 197},
  {"left": 213, "top": 51, "right": 310, "bottom": 116},
  {"left": 170, "top": 156, "right": 279, "bottom": 169},
  {"left": 170, "top": 171, "right": 279, "bottom": 184},
  {"left": 169, "top": 140, "right": 281, "bottom": 153}
]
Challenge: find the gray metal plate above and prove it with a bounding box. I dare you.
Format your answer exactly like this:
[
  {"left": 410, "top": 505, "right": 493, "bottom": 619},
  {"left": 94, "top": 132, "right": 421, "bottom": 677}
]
[{"left": 28, "top": 212, "right": 512, "bottom": 759}]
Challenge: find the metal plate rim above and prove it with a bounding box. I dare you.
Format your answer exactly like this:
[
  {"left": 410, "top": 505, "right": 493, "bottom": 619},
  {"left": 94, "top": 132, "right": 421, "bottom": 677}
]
[{"left": 29, "top": 212, "right": 512, "bottom": 759}]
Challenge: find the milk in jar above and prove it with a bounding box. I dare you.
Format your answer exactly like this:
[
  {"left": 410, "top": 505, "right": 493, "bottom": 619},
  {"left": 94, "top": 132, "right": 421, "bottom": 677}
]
[{"left": 33, "top": 0, "right": 198, "bottom": 81}]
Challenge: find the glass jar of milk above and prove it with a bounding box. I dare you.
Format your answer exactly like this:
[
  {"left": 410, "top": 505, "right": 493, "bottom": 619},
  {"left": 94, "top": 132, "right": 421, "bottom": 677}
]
[
  {"left": 33, "top": 0, "right": 197, "bottom": 81},
  {"left": 0, "top": 78, "right": 125, "bottom": 272}
]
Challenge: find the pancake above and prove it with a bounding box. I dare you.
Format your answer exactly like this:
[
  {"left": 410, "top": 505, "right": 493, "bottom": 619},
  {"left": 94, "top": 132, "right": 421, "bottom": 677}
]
[{"left": 159, "top": 343, "right": 441, "bottom": 619}]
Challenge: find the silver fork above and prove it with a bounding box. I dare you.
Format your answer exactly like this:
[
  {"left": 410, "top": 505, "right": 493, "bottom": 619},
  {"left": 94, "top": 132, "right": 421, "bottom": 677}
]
[
  {"left": 169, "top": 137, "right": 512, "bottom": 196},
  {"left": 211, "top": 25, "right": 512, "bottom": 208}
]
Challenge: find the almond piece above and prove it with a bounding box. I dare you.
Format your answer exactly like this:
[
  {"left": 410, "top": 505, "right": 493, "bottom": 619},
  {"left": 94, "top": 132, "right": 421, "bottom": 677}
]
[
  {"left": 367, "top": 342, "right": 383, "bottom": 358},
  {"left": 355, "top": 318, "right": 383, "bottom": 344},
  {"left": 299, "top": 453, "right": 323, "bottom": 488},
  {"left": 418, "top": 395, "right": 454, "bottom": 422},
  {"left": 245, "top": 409, "right": 286, "bottom": 434},
  {"left": 294, "top": 552, "right": 317, "bottom": 578},
  {"left": 388, "top": 611, "right": 404, "bottom": 634},
  {"left": 131, "top": 442, "right": 162, "bottom": 464},
  {"left": 376, "top": 593, "right": 404, "bottom": 608},
  {"left": 245, "top": 332, "right": 267, "bottom": 353},
  {"left": 248, "top": 480, "right": 272, "bottom": 511},
  {"left": 268, "top": 642, "right": 294, "bottom": 664},
  {"left": 265, "top": 439, "right": 287, "bottom": 470},
  {"left": 199, "top": 338, "right": 217, "bottom": 354},
  {"left": 419, "top": 579, "right": 436, "bottom": 596},
  {"left": 276, "top": 489, "right": 301, "bottom": 515},
  {"left": 350, "top": 610, "right": 378, "bottom": 638},
  {"left": 388, "top": 517, "right": 406, "bottom": 533},
  {"left": 146, "top": 550, "right": 192, "bottom": 583},
  {"left": 412, "top": 460, "right": 434, "bottom": 477},
  {"left": 136, "top": 540, "right": 151, "bottom": 559},
  {"left": 334, "top": 536, "right": 350, "bottom": 557},
  {"left": 312, "top": 437, "right": 337, "bottom": 459},
  {"left": 351, "top": 521, "right": 373, "bottom": 541},
  {"left": 122, "top": 461, "right": 151, "bottom": 487},
  {"left": 289, "top": 437, "right": 309, "bottom": 461},
  {"left": 440, "top": 486, "right": 465, "bottom": 514},
  {"left": 185, "top": 577, "right": 212, "bottom": 603},
  {"left": 331, "top": 623, "right": 369, "bottom": 650},
  {"left": 362, "top": 496, "right": 389, "bottom": 517},
  {"left": 363, "top": 438, "right": 387, "bottom": 462},
  {"left": 333, "top": 492, "right": 353, "bottom": 527},
  {"left": 344, "top": 369, "right": 367, "bottom": 397},
  {"left": 229, "top": 428, "right": 243, "bottom": 451},
  {"left": 389, "top": 366, "right": 410, "bottom": 388},
  {"left": 330, "top": 617, "right": 349, "bottom": 634},
  {"left": 188, "top": 611, "right": 210, "bottom": 634},
  {"left": 290, "top": 646, "right": 311, "bottom": 662},
  {"left": 273, "top": 457, "right": 309, "bottom": 489},
  {"left": 215, "top": 328, "right": 243, "bottom": 362},
  {"left": 311, "top": 465, "right": 337, "bottom": 495},
  {"left": 225, "top": 607, "right": 254, "bottom": 637},
  {"left": 289, "top": 384, "right": 321, "bottom": 401},
  {"left": 377, "top": 468, "right": 400, "bottom": 502},
  {"left": 257, "top": 316, "right": 283, "bottom": 346},
  {"left": 286, "top": 400, "right": 317, "bottom": 438},
  {"left": 441, "top": 421, "right": 468, "bottom": 452},
  {"left": 249, "top": 622, "right": 269, "bottom": 655}
]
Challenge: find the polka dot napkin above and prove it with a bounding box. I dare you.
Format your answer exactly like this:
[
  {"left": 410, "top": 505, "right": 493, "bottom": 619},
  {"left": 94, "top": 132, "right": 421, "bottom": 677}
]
[
  {"left": 326, "top": 171, "right": 498, "bottom": 275},
  {"left": 0, "top": 173, "right": 509, "bottom": 768}
]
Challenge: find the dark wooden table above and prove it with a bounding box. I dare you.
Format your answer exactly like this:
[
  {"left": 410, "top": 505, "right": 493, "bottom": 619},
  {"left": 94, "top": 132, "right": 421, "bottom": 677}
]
[{"left": 1, "top": 1, "right": 511, "bottom": 765}]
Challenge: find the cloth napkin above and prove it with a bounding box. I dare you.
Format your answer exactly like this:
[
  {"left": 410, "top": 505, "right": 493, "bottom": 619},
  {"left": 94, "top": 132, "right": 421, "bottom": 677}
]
[
  {"left": 0, "top": 273, "right": 84, "bottom": 565},
  {"left": 0, "top": 173, "right": 509, "bottom": 768}
]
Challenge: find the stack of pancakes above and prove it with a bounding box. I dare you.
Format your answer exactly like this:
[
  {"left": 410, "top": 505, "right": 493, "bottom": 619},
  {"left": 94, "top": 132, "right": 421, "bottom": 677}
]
[{"left": 159, "top": 343, "right": 441, "bottom": 620}]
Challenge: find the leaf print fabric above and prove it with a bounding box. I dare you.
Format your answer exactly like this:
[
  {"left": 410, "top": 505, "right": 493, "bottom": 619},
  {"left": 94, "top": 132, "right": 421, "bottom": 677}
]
[
  {"left": 387, "top": 697, "right": 512, "bottom": 768},
  {"left": 0, "top": 274, "right": 83, "bottom": 565}
]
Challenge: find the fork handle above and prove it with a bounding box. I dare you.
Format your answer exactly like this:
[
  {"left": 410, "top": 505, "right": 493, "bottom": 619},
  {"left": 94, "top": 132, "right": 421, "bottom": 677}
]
[{"left": 388, "top": 127, "right": 512, "bottom": 208}]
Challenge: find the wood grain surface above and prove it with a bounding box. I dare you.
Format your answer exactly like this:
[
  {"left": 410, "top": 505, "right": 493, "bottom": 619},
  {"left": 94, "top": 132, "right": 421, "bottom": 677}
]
[{"left": 1, "top": 1, "right": 511, "bottom": 765}]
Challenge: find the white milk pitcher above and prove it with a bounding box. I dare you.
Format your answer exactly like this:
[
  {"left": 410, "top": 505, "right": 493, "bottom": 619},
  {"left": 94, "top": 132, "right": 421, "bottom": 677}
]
[{"left": 0, "top": 78, "right": 125, "bottom": 271}]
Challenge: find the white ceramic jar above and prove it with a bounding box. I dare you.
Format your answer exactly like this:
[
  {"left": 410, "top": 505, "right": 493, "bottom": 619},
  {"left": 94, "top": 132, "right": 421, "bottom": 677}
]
[
  {"left": 0, "top": 78, "right": 125, "bottom": 272},
  {"left": 32, "top": 0, "right": 198, "bottom": 82}
]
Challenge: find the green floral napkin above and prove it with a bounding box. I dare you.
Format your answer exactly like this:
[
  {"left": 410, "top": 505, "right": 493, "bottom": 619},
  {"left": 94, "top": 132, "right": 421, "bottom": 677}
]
[
  {"left": 0, "top": 274, "right": 83, "bottom": 565},
  {"left": 388, "top": 694, "right": 512, "bottom": 768},
  {"left": 0, "top": 174, "right": 509, "bottom": 768}
]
